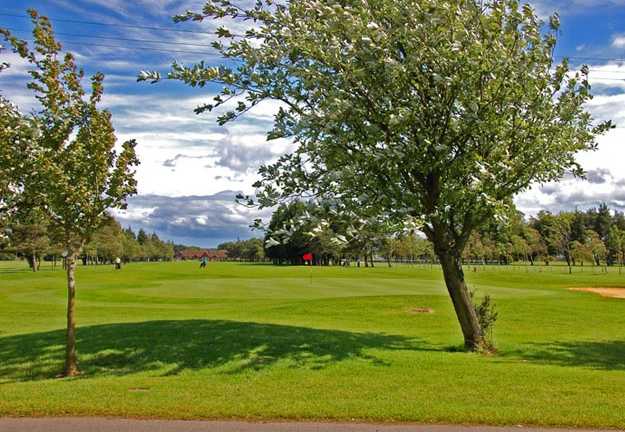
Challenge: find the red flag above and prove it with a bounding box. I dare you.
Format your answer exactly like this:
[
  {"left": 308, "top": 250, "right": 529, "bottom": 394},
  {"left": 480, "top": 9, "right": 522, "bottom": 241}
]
[{"left": 303, "top": 252, "right": 313, "bottom": 261}]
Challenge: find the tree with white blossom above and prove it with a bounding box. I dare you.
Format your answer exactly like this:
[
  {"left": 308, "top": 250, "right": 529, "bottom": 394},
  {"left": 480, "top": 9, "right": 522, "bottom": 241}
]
[{"left": 141, "top": 0, "right": 612, "bottom": 350}]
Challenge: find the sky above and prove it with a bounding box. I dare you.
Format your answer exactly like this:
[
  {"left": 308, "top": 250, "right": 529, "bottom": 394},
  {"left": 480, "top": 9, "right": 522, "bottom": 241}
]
[{"left": 2, "top": 0, "right": 625, "bottom": 247}]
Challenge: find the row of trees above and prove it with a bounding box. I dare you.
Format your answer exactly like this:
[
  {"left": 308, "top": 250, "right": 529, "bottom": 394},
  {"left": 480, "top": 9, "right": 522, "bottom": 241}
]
[
  {"left": 217, "top": 238, "right": 265, "bottom": 261},
  {"left": 262, "top": 200, "right": 625, "bottom": 272},
  {"left": 84, "top": 221, "right": 174, "bottom": 265},
  {"left": 465, "top": 204, "right": 625, "bottom": 273},
  {"left": 11, "top": 200, "right": 623, "bottom": 273},
  {"left": 1, "top": 214, "right": 175, "bottom": 270}
]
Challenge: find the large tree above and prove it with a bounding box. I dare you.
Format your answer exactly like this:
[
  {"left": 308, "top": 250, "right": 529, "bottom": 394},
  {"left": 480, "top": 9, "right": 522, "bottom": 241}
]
[
  {"left": 1, "top": 11, "right": 139, "bottom": 375},
  {"left": 142, "top": 0, "right": 612, "bottom": 350}
]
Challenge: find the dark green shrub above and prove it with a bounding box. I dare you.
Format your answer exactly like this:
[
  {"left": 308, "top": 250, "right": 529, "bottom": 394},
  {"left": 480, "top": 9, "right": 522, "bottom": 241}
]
[{"left": 470, "top": 290, "right": 499, "bottom": 352}]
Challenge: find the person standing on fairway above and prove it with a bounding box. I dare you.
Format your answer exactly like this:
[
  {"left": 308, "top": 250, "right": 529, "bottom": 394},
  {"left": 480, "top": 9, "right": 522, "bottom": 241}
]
[
  {"left": 200, "top": 255, "right": 208, "bottom": 269},
  {"left": 114, "top": 257, "right": 121, "bottom": 270}
]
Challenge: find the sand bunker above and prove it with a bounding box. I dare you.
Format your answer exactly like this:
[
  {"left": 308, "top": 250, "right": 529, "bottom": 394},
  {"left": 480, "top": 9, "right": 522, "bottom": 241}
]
[{"left": 569, "top": 287, "right": 625, "bottom": 299}]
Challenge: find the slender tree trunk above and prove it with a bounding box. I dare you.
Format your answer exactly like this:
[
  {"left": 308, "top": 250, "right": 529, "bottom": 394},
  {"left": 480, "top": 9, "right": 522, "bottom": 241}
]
[
  {"left": 437, "top": 249, "right": 484, "bottom": 350},
  {"left": 27, "top": 254, "right": 36, "bottom": 272},
  {"left": 64, "top": 253, "right": 79, "bottom": 377}
]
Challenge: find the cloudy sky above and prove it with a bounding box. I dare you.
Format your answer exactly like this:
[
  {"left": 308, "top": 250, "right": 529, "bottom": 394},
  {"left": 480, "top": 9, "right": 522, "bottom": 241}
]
[{"left": 1, "top": 0, "right": 625, "bottom": 246}]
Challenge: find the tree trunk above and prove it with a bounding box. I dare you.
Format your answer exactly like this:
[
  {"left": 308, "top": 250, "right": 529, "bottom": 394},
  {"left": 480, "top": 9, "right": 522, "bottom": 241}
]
[
  {"left": 567, "top": 261, "right": 572, "bottom": 274},
  {"left": 64, "top": 253, "right": 79, "bottom": 377},
  {"left": 27, "top": 254, "right": 37, "bottom": 272},
  {"left": 437, "top": 249, "right": 484, "bottom": 350}
]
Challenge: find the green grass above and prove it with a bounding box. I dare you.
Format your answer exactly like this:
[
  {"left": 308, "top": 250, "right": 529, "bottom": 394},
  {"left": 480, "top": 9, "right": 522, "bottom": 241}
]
[{"left": 1, "top": 260, "right": 625, "bottom": 428}]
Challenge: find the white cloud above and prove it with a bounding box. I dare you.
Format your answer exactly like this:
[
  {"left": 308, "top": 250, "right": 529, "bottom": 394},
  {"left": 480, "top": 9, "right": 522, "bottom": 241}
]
[
  {"left": 516, "top": 127, "right": 625, "bottom": 215},
  {"left": 0, "top": 52, "right": 32, "bottom": 78},
  {"left": 612, "top": 36, "right": 625, "bottom": 48}
]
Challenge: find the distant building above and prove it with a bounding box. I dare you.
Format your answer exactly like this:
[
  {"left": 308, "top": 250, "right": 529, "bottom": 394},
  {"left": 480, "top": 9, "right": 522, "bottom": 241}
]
[{"left": 175, "top": 249, "right": 228, "bottom": 261}]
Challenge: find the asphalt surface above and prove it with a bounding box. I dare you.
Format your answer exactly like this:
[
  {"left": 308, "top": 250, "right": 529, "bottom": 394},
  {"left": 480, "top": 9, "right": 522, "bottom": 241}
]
[{"left": 0, "top": 418, "right": 611, "bottom": 432}]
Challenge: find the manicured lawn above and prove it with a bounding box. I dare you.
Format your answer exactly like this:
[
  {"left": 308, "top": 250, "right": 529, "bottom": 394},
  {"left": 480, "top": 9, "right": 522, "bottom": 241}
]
[{"left": 1, "top": 260, "right": 624, "bottom": 428}]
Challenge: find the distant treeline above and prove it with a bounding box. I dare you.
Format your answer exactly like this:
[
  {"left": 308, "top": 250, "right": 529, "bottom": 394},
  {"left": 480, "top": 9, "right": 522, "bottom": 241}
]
[
  {"left": 5, "top": 201, "right": 625, "bottom": 272},
  {"left": 465, "top": 203, "right": 624, "bottom": 270},
  {"left": 260, "top": 201, "right": 625, "bottom": 270},
  {"left": 217, "top": 238, "right": 265, "bottom": 261},
  {"left": 0, "top": 214, "right": 174, "bottom": 270}
]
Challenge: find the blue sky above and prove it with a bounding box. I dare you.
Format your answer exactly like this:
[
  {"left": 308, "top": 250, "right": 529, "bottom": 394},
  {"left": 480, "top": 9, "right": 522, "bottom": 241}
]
[{"left": 2, "top": 0, "right": 625, "bottom": 246}]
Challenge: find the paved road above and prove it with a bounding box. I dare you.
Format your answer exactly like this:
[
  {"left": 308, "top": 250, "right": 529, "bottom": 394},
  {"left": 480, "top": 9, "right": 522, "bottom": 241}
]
[{"left": 0, "top": 418, "right": 609, "bottom": 432}]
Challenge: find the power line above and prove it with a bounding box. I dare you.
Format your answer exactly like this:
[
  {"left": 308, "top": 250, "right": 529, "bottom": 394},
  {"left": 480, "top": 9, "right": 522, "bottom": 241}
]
[
  {"left": 0, "top": 11, "right": 215, "bottom": 35},
  {"left": 563, "top": 55, "right": 625, "bottom": 62},
  {"left": 4, "top": 12, "right": 625, "bottom": 69},
  {"left": 3, "top": 27, "right": 214, "bottom": 48},
  {"left": 0, "top": 25, "right": 217, "bottom": 56},
  {"left": 12, "top": 26, "right": 622, "bottom": 64},
  {"left": 4, "top": 8, "right": 625, "bottom": 64},
  {"left": 55, "top": 40, "right": 216, "bottom": 56},
  {"left": 5, "top": 39, "right": 625, "bottom": 71},
  {"left": 0, "top": 33, "right": 216, "bottom": 56}
]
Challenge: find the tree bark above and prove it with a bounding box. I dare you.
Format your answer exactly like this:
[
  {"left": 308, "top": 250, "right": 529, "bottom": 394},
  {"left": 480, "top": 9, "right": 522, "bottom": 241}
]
[
  {"left": 437, "top": 249, "right": 484, "bottom": 350},
  {"left": 27, "top": 254, "right": 37, "bottom": 272},
  {"left": 64, "top": 253, "right": 79, "bottom": 377}
]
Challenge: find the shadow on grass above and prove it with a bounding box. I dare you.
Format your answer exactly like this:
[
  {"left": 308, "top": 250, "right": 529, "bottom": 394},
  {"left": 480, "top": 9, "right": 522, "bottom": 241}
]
[
  {"left": 503, "top": 340, "right": 625, "bottom": 370},
  {"left": 0, "top": 320, "right": 426, "bottom": 382}
]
